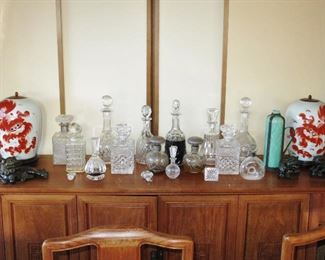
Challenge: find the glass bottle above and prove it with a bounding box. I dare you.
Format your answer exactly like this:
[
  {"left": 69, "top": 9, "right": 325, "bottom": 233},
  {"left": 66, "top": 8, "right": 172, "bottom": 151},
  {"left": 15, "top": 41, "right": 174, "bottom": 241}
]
[
  {"left": 84, "top": 137, "right": 107, "bottom": 181},
  {"left": 201, "top": 108, "right": 220, "bottom": 165},
  {"left": 52, "top": 114, "right": 73, "bottom": 165},
  {"left": 216, "top": 124, "right": 240, "bottom": 175},
  {"left": 183, "top": 136, "right": 204, "bottom": 173},
  {"left": 99, "top": 95, "right": 113, "bottom": 164},
  {"left": 145, "top": 136, "right": 169, "bottom": 173},
  {"left": 165, "top": 99, "right": 186, "bottom": 165},
  {"left": 165, "top": 146, "right": 181, "bottom": 179},
  {"left": 236, "top": 97, "right": 257, "bottom": 162},
  {"left": 240, "top": 155, "right": 265, "bottom": 180},
  {"left": 66, "top": 123, "right": 86, "bottom": 173},
  {"left": 135, "top": 105, "right": 153, "bottom": 165},
  {"left": 111, "top": 124, "right": 135, "bottom": 174}
]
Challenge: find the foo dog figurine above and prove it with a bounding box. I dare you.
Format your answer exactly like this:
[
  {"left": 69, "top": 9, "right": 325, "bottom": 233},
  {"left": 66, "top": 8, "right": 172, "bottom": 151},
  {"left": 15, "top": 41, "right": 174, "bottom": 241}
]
[{"left": 0, "top": 156, "right": 48, "bottom": 184}]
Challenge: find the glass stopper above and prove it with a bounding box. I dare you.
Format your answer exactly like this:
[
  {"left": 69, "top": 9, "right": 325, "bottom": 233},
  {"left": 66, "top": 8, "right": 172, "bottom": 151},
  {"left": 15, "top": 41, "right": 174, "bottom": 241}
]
[
  {"left": 114, "top": 123, "right": 131, "bottom": 141},
  {"left": 69, "top": 123, "right": 82, "bottom": 134},
  {"left": 171, "top": 99, "right": 181, "bottom": 115},
  {"left": 207, "top": 108, "right": 219, "bottom": 123},
  {"left": 55, "top": 114, "right": 73, "bottom": 125},
  {"left": 240, "top": 97, "right": 252, "bottom": 113},
  {"left": 101, "top": 95, "right": 113, "bottom": 112},
  {"left": 141, "top": 105, "right": 152, "bottom": 120},
  {"left": 220, "top": 124, "right": 237, "bottom": 141}
]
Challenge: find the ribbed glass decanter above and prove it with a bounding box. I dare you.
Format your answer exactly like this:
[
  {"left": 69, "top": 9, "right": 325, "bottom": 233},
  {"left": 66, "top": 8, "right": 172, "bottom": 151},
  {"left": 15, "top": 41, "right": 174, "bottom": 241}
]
[{"left": 85, "top": 137, "right": 106, "bottom": 181}]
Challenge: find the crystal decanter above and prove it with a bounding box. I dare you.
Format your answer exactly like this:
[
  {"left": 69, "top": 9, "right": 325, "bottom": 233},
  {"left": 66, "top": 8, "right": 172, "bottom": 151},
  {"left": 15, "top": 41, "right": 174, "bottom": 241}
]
[
  {"left": 240, "top": 155, "right": 265, "bottom": 180},
  {"left": 183, "top": 136, "right": 204, "bottom": 173},
  {"left": 145, "top": 136, "right": 169, "bottom": 173},
  {"left": 52, "top": 114, "right": 73, "bottom": 165},
  {"left": 99, "top": 95, "right": 113, "bottom": 164},
  {"left": 135, "top": 105, "right": 153, "bottom": 165},
  {"left": 165, "top": 99, "right": 186, "bottom": 165},
  {"left": 165, "top": 146, "right": 181, "bottom": 179},
  {"left": 216, "top": 124, "right": 240, "bottom": 175},
  {"left": 201, "top": 108, "right": 220, "bottom": 166},
  {"left": 84, "top": 137, "right": 107, "bottom": 181},
  {"left": 111, "top": 124, "right": 135, "bottom": 174},
  {"left": 236, "top": 97, "right": 257, "bottom": 162}
]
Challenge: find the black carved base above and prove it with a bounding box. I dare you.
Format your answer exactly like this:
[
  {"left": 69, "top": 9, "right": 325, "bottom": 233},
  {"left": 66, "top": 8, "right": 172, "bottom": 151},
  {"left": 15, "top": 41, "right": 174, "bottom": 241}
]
[
  {"left": 278, "top": 157, "right": 300, "bottom": 179},
  {"left": 310, "top": 157, "right": 325, "bottom": 178}
]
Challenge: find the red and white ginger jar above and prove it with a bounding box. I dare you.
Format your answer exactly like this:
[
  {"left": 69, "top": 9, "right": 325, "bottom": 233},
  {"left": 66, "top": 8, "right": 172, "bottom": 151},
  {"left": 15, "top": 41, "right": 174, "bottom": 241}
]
[
  {"left": 0, "top": 92, "right": 42, "bottom": 161},
  {"left": 285, "top": 95, "right": 325, "bottom": 164}
]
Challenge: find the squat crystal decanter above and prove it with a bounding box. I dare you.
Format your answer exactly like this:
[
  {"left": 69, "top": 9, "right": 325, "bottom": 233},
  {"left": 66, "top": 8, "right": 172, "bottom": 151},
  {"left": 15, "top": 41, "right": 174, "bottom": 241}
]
[
  {"left": 111, "top": 124, "right": 135, "bottom": 174},
  {"left": 145, "top": 136, "right": 169, "bottom": 173},
  {"left": 236, "top": 97, "right": 257, "bottom": 162},
  {"left": 201, "top": 108, "right": 220, "bottom": 166},
  {"left": 165, "top": 99, "right": 186, "bottom": 165},
  {"left": 84, "top": 137, "right": 107, "bottom": 181},
  {"left": 135, "top": 105, "right": 153, "bottom": 165},
  {"left": 52, "top": 114, "right": 73, "bottom": 165},
  {"left": 183, "top": 136, "right": 204, "bottom": 174},
  {"left": 216, "top": 124, "right": 240, "bottom": 175},
  {"left": 240, "top": 155, "right": 265, "bottom": 180},
  {"left": 165, "top": 146, "right": 181, "bottom": 179},
  {"left": 99, "top": 95, "right": 113, "bottom": 164}
]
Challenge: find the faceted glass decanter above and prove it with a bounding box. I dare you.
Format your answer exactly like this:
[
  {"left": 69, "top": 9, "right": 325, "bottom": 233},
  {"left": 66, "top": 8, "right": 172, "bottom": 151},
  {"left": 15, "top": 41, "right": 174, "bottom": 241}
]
[
  {"left": 145, "top": 136, "right": 169, "bottom": 173},
  {"left": 85, "top": 137, "right": 107, "bottom": 181},
  {"left": 201, "top": 108, "right": 220, "bottom": 166},
  {"left": 52, "top": 114, "right": 73, "bottom": 165},
  {"left": 165, "top": 146, "right": 181, "bottom": 179},
  {"left": 236, "top": 97, "right": 257, "bottom": 162},
  {"left": 111, "top": 124, "right": 135, "bottom": 174},
  {"left": 183, "top": 136, "right": 204, "bottom": 173},
  {"left": 99, "top": 95, "right": 113, "bottom": 164},
  {"left": 135, "top": 105, "right": 153, "bottom": 165},
  {"left": 215, "top": 124, "right": 240, "bottom": 175},
  {"left": 165, "top": 99, "right": 186, "bottom": 165},
  {"left": 240, "top": 155, "right": 265, "bottom": 180},
  {"left": 66, "top": 123, "right": 86, "bottom": 173}
]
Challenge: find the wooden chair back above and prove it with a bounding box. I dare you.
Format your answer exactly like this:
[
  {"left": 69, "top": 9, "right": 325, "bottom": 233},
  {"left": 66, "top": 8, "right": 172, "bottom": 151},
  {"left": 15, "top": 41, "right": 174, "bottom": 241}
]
[
  {"left": 42, "top": 226, "right": 193, "bottom": 260},
  {"left": 281, "top": 226, "right": 325, "bottom": 260}
]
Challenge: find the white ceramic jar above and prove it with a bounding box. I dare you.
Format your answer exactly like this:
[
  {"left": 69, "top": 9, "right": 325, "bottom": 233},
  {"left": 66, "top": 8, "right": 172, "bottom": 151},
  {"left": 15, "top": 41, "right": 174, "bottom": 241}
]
[
  {"left": 0, "top": 92, "right": 42, "bottom": 161},
  {"left": 285, "top": 95, "right": 325, "bottom": 164}
]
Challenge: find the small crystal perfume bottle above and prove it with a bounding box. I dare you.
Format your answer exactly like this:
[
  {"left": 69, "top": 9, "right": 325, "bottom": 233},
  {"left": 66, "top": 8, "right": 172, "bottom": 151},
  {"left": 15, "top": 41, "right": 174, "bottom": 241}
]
[
  {"left": 136, "top": 105, "right": 153, "bottom": 165},
  {"left": 145, "top": 136, "right": 169, "bottom": 173},
  {"left": 216, "top": 124, "right": 240, "bottom": 175},
  {"left": 85, "top": 137, "right": 107, "bottom": 181},
  {"left": 111, "top": 124, "right": 135, "bottom": 174},
  {"left": 165, "top": 146, "right": 181, "bottom": 179},
  {"left": 165, "top": 99, "right": 186, "bottom": 165},
  {"left": 99, "top": 95, "right": 113, "bottom": 164},
  {"left": 52, "top": 114, "right": 73, "bottom": 165},
  {"left": 236, "top": 97, "right": 257, "bottom": 162},
  {"left": 66, "top": 123, "right": 86, "bottom": 173},
  {"left": 183, "top": 136, "right": 204, "bottom": 173},
  {"left": 201, "top": 108, "right": 220, "bottom": 165}
]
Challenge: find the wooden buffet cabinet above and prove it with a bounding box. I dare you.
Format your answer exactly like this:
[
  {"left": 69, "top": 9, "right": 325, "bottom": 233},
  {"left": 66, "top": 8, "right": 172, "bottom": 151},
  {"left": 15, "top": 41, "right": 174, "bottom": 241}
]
[{"left": 0, "top": 156, "right": 324, "bottom": 260}]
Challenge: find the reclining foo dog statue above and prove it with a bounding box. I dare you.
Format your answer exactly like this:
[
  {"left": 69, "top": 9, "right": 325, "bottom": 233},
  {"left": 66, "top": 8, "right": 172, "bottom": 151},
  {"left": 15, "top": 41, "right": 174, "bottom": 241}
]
[{"left": 0, "top": 156, "right": 48, "bottom": 184}]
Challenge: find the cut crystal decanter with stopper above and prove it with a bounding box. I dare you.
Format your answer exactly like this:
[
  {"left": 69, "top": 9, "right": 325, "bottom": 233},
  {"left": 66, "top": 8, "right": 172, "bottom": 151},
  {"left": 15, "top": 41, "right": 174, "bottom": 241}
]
[
  {"left": 135, "top": 105, "right": 153, "bottom": 165},
  {"left": 165, "top": 99, "right": 186, "bottom": 165},
  {"left": 183, "top": 136, "right": 204, "bottom": 173},
  {"left": 84, "top": 137, "right": 107, "bottom": 181},
  {"left": 201, "top": 108, "right": 220, "bottom": 166},
  {"left": 99, "top": 95, "right": 113, "bottom": 164},
  {"left": 145, "top": 136, "right": 169, "bottom": 173},
  {"left": 165, "top": 146, "right": 181, "bottom": 179},
  {"left": 236, "top": 97, "right": 257, "bottom": 162}
]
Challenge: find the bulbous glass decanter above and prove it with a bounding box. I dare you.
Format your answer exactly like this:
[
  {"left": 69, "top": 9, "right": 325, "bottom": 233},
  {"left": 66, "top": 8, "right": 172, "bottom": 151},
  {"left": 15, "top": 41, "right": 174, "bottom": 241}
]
[
  {"left": 236, "top": 97, "right": 257, "bottom": 162},
  {"left": 145, "top": 136, "right": 169, "bottom": 173},
  {"left": 99, "top": 95, "right": 113, "bottom": 164},
  {"left": 165, "top": 146, "right": 181, "bottom": 179},
  {"left": 85, "top": 137, "right": 107, "bottom": 181},
  {"left": 165, "top": 99, "right": 186, "bottom": 165},
  {"left": 240, "top": 155, "right": 265, "bottom": 180},
  {"left": 183, "top": 136, "right": 204, "bottom": 173},
  {"left": 201, "top": 108, "right": 220, "bottom": 165},
  {"left": 135, "top": 105, "right": 153, "bottom": 165}
]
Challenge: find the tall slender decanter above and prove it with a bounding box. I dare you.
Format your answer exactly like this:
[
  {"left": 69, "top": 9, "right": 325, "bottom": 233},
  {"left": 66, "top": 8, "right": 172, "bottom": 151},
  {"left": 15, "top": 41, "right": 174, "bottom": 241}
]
[
  {"left": 201, "top": 108, "right": 219, "bottom": 165},
  {"left": 236, "top": 97, "right": 257, "bottom": 162},
  {"left": 135, "top": 105, "right": 153, "bottom": 164},
  {"left": 99, "top": 95, "right": 113, "bottom": 164},
  {"left": 165, "top": 99, "right": 186, "bottom": 165}
]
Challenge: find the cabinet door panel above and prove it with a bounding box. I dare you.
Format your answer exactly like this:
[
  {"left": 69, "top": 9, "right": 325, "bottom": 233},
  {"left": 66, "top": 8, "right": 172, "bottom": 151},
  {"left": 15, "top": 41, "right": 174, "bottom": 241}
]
[
  {"left": 2, "top": 194, "right": 78, "bottom": 260},
  {"left": 236, "top": 194, "right": 309, "bottom": 260},
  {"left": 158, "top": 195, "right": 238, "bottom": 260}
]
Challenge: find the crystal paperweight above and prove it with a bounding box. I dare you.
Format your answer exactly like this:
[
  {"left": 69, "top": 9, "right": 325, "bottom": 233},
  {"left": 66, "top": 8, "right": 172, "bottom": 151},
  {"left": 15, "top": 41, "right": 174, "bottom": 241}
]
[
  {"left": 85, "top": 137, "right": 107, "bottom": 181},
  {"left": 240, "top": 156, "right": 265, "bottom": 180},
  {"left": 165, "top": 146, "right": 181, "bottom": 179},
  {"left": 183, "top": 136, "right": 204, "bottom": 173},
  {"left": 145, "top": 136, "right": 169, "bottom": 173}
]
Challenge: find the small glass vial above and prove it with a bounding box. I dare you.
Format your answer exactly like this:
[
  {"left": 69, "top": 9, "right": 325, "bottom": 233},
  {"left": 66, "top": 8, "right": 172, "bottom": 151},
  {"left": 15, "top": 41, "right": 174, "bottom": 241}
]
[
  {"left": 99, "top": 95, "right": 114, "bottom": 164},
  {"left": 52, "top": 114, "right": 73, "bottom": 165},
  {"left": 85, "top": 137, "right": 107, "bottom": 181},
  {"left": 145, "top": 136, "right": 169, "bottom": 173},
  {"left": 201, "top": 108, "right": 220, "bottom": 166},
  {"left": 66, "top": 123, "right": 86, "bottom": 173},
  {"left": 111, "top": 124, "right": 135, "bottom": 174},
  {"left": 183, "top": 136, "right": 204, "bottom": 173},
  {"left": 236, "top": 97, "right": 257, "bottom": 162},
  {"left": 135, "top": 105, "right": 153, "bottom": 165},
  {"left": 240, "top": 155, "right": 265, "bottom": 180},
  {"left": 165, "top": 99, "right": 186, "bottom": 165},
  {"left": 165, "top": 146, "right": 181, "bottom": 179},
  {"left": 216, "top": 124, "right": 240, "bottom": 175}
]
